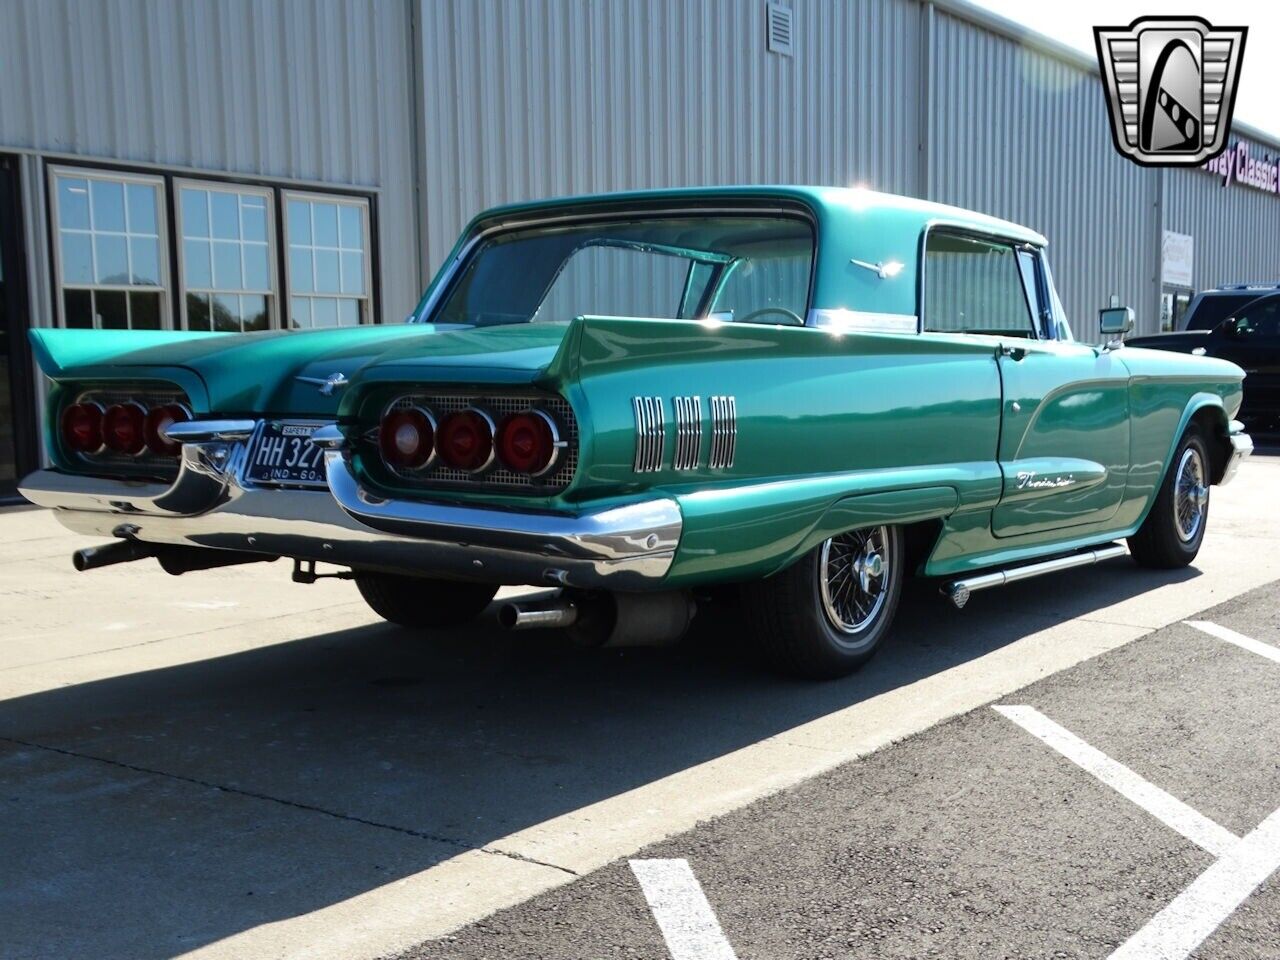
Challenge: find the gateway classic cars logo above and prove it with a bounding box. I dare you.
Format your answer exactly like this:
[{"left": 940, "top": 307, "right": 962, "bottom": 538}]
[{"left": 1094, "top": 16, "right": 1247, "bottom": 166}]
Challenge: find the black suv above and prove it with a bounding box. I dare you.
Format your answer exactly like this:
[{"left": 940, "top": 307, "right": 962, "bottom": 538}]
[{"left": 1128, "top": 284, "right": 1280, "bottom": 431}]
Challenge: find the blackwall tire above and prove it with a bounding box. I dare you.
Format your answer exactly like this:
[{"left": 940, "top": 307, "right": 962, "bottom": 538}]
[
  {"left": 740, "top": 525, "right": 904, "bottom": 680},
  {"left": 355, "top": 573, "right": 498, "bottom": 629}
]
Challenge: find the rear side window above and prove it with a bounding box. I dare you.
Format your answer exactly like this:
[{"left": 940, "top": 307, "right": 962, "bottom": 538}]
[
  {"left": 1186, "top": 294, "right": 1266, "bottom": 331},
  {"left": 923, "top": 233, "right": 1037, "bottom": 338}
]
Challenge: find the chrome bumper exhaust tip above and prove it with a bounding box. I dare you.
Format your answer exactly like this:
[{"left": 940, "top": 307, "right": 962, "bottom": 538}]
[{"left": 497, "top": 598, "right": 580, "bottom": 631}]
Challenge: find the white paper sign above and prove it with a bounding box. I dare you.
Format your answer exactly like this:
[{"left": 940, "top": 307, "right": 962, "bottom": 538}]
[{"left": 1161, "top": 231, "right": 1194, "bottom": 288}]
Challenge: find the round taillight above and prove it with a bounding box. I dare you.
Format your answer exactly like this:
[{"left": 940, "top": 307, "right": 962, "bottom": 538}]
[
  {"left": 144, "top": 404, "right": 191, "bottom": 456},
  {"left": 436, "top": 408, "right": 495, "bottom": 472},
  {"left": 496, "top": 410, "right": 559, "bottom": 475},
  {"left": 379, "top": 406, "right": 436, "bottom": 470},
  {"left": 102, "top": 403, "right": 147, "bottom": 456},
  {"left": 61, "top": 402, "right": 104, "bottom": 454}
]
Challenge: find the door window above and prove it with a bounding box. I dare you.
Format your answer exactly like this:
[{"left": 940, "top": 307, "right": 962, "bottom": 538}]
[
  {"left": 923, "top": 233, "right": 1037, "bottom": 338},
  {"left": 1232, "top": 298, "right": 1280, "bottom": 339}
]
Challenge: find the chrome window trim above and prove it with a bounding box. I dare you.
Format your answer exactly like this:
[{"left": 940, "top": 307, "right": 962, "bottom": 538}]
[{"left": 917, "top": 219, "right": 1049, "bottom": 341}]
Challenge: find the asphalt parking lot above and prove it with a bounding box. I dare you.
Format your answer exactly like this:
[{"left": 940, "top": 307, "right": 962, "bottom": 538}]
[{"left": 1, "top": 447, "right": 1278, "bottom": 960}]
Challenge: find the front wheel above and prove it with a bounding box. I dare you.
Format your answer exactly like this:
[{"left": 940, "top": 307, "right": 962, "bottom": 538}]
[
  {"left": 1128, "top": 427, "right": 1211, "bottom": 569},
  {"left": 740, "top": 525, "right": 904, "bottom": 679},
  {"left": 355, "top": 573, "right": 498, "bottom": 629}
]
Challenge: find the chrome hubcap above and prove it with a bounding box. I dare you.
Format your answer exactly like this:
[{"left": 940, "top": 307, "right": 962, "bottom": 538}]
[
  {"left": 1174, "top": 447, "right": 1208, "bottom": 543},
  {"left": 819, "top": 526, "right": 892, "bottom": 638}
]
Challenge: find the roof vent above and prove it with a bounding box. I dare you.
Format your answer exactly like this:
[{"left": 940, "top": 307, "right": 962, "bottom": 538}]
[{"left": 766, "top": 3, "right": 793, "bottom": 56}]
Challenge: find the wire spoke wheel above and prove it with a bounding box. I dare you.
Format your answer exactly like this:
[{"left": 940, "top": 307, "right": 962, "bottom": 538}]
[
  {"left": 1173, "top": 446, "right": 1208, "bottom": 543},
  {"left": 819, "top": 525, "right": 892, "bottom": 641}
]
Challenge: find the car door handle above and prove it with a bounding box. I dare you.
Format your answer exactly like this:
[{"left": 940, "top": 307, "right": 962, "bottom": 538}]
[{"left": 997, "top": 345, "right": 1027, "bottom": 361}]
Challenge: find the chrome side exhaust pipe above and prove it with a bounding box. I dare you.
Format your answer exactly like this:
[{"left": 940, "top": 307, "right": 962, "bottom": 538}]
[{"left": 498, "top": 598, "right": 580, "bottom": 631}]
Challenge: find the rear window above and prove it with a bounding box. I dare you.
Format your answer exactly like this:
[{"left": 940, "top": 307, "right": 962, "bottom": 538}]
[
  {"left": 1184, "top": 294, "right": 1264, "bottom": 330},
  {"left": 432, "top": 214, "right": 815, "bottom": 328}
]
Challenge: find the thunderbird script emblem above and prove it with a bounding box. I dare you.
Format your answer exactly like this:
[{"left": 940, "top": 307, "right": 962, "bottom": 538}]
[
  {"left": 1094, "top": 16, "right": 1247, "bottom": 166},
  {"left": 295, "top": 372, "right": 350, "bottom": 396}
]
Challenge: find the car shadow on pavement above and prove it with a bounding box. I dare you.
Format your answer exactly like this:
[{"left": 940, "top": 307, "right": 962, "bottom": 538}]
[{"left": 0, "top": 557, "right": 1197, "bottom": 959}]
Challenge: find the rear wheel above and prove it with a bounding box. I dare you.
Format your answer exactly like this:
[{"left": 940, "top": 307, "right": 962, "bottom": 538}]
[
  {"left": 1128, "top": 427, "right": 1211, "bottom": 569},
  {"left": 355, "top": 573, "right": 498, "bottom": 629},
  {"left": 740, "top": 525, "right": 904, "bottom": 679}
]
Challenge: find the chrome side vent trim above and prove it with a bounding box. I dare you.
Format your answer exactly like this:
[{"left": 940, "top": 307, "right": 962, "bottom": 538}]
[
  {"left": 632, "top": 396, "right": 665, "bottom": 473},
  {"left": 672, "top": 395, "right": 702, "bottom": 471},
  {"left": 709, "top": 395, "right": 737, "bottom": 469}
]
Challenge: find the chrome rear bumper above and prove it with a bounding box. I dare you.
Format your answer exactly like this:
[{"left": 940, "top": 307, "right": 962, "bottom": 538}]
[{"left": 18, "top": 428, "right": 681, "bottom": 589}]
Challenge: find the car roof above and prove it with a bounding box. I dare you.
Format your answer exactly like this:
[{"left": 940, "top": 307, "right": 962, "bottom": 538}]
[{"left": 464, "top": 185, "right": 1048, "bottom": 248}]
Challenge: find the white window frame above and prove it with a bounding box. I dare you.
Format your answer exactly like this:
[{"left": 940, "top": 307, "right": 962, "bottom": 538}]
[
  {"left": 48, "top": 165, "right": 171, "bottom": 330},
  {"left": 283, "top": 190, "right": 374, "bottom": 328},
  {"left": 174, "top": 178, "right": 279, "bottom": 332}
]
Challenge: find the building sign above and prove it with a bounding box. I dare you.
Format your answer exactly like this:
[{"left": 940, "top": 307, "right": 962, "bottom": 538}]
[
  {"left": 1203, "top": 140, "right": 1280, "bottom": 194},
  {"left": 1161, "top": 231, "right": 1194, "bottom": 287}
]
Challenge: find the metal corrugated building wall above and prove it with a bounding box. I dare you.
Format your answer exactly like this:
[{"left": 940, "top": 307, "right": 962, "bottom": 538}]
[
  {"left": 1164, "top": 133, "right": 1280, "bottom": 291},
  {"left": 0, "top": 0, "right": 420, "bottom": 322}
]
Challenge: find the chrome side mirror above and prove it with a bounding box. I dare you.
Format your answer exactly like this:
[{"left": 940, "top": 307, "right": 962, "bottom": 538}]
[
  {"left": 1099, "top": 306, "right": 1134, "bottom": 336},
  {"left": 1098, "top": 306, "right": 1134, "bottom": 353}
]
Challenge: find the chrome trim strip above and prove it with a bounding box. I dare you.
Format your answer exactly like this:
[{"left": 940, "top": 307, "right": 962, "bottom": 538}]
[
  {"left": 1220, "top": 420, "right": 1253, "bottom": 486},
  {"left": 709, "top": 395, "right": 737, "bottom": 469},
  {"left": 632, "top": 396, "right": 665, "bottom": 473},
  {"left": 672, "top": 395, "right": 702, "bottom": 471},
  {"left": 942, "top": 543, "right": 1127, "bottom": 609},
  {"left": 162, "top": 419, "right": 258, "bottom": 443}
]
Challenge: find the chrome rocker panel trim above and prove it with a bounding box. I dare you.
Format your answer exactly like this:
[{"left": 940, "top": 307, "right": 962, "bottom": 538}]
[{"left": 18, "top": 429, "right": 681, "bottom": 590}]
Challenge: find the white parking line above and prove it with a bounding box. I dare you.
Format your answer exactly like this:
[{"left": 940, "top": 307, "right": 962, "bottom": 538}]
[
  {"left": 1110, "top": 805, "right": 1280, "bottom": 960},
  {"left": 992, "top": 705, "right": 1240, "bottom": 857},
  {"left": 1184, "top": 620, "right": 1280, "bottom": 665},
  {"left": 630, "top": 859, "right": 739, "bottom": 960}
]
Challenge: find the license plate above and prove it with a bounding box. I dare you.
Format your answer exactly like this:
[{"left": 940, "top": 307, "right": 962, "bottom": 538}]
[{"left": 245, "top": 421, "right": 330, "bottom": 487}]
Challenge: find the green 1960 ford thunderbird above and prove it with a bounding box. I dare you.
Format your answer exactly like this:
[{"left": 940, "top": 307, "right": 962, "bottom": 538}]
[{"left": 20, "top": 187, "right": 1253, "bottom": 678}]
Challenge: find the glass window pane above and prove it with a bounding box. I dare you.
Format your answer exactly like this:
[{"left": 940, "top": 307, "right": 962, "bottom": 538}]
[
  {"left": 61, "top": 232, "right": 93, "bottom": 283},
  {"left": 96, "top": 289, "right": 128, "bottom": 329},
  {"left": 311, "top": 297, "right": 339, "bottom": 327},
  {"left": 337, "top": 298, "right": 359, "bottom": 327},
  {"left": 210, "top": 191, "right": 239, "bottom": 240},
  {"left": 243, "top": 243, "right": 270, "bottom": 291},
  {"left": 57, "top": 178, "right": 90, "bottom": 230},
  {"left": 90, "top": 179, "right": 126, "bottom": 232},
  {"left": 290, "top": 296, "right": 311, "bottom": 329},
  {"left": 241, "top": 196, "right": 267, "bottom": 242},
  {"left": 213, "top": 293, "right": 240, "bottom": 332},
  {"left": 127, "top": 184, "right": 157, "bottom": 235},
  {"left": 313, "top": 202, "right": 338, "bottom": 247},
  {"left": 314, "top": 249, "right": 339, "bottom": 293},
  {"left": 94, "top": 234, "right": 128, "bottom": 284},
  {"left": 242, "top": 294, "right": 268, "bottom": 332},
  {"left": 182, "top": 188, "right": 210, "bottom": 238},
  {"left": 130, "top": 237, "right": 161, "bottom": 286},
  {"left": 64, "top": 289, "right": 93, "bottom": 328},
  {"left": 184, "top": 239, "right": 212, "bottom": 289},
  {"left": 340, "top": 251, "right": 364, "bottom": 295},
  {"left": 338, "top": 205, "right": 362, "bottom": 249},
  {"left": 289, "top": 248, "right": 314, "bottom": 293},
  {"left": 288, "top": 200, "right": 311, "bottom": 245},
  {"left": 212, "top": 240, "right": 242, "bottom": 289},
  {"left": 130, "top": 291, "right": 162, "bottom": 329},
  {"left": 186, "top": 292, "right": 211, "bottom": 331}
]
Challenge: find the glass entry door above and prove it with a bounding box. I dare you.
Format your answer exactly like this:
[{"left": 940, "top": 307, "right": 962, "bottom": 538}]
[{"left": 0, "top": 156, "right": 34, "bottom": 500}]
